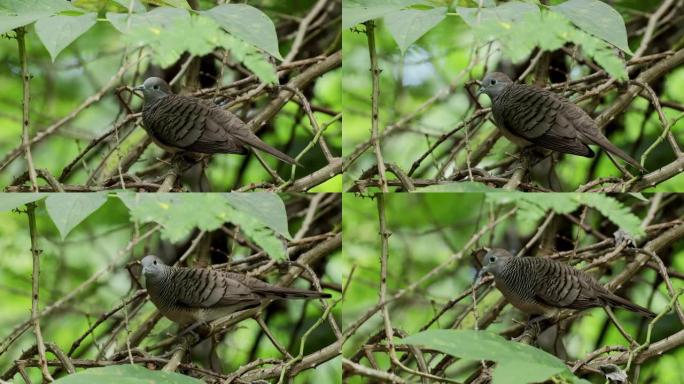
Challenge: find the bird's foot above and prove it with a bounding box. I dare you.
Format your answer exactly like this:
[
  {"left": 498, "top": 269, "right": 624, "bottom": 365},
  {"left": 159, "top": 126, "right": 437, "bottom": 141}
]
[{"left": 178, "top": 321, "right": 211, "bottom": 340}]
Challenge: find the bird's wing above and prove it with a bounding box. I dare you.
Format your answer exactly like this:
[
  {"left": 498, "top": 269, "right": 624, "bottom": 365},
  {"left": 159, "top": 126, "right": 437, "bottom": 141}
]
[
  {"left": 173, "top": 268, "right": 259, "bottom": 309},
  {"left": 530, "top": 258, "right": 585, "bottom": 308},
  {"left": 143, "top": 95, "right": 206, "bottom": 149},
  {"left": 180, "top": 101, "right": 248, "bottom": 154},
  {"left": 497, "top": 85, "right": 594, "bottom": 157}
]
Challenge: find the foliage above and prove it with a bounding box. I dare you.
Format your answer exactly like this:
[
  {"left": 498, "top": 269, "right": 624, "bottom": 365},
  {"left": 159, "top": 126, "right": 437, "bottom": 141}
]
[
  {"left": 53, "top": 365, "right": 202, "bottom": 384},
  {"left": 343, "top": 0, "right": 629, "bottom": 78},
  {"left": 398, "top": 330, "right": 589, "bottom": 384},
  {"left": 486, "top": 192, "right": 646, "bottom": 239},
  {"left": 1, "top": 0, "right": 279, "bottom": 82}
]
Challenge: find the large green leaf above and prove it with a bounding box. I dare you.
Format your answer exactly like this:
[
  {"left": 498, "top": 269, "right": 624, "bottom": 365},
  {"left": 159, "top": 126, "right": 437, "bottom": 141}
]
[
  {"left": 111, "top": 0, "right": 146, "bottom": 13},
  {"left": 384, "top": 7, "right": 446, "bottom": 53},
  {"left": 398, "top": 330, "right": 588, "bottom": 384},
  {"left": 107, "top": 7, "right": 276, "bottom": 83},
  {"left": 118, "top": 193, "right": 286, "bottom": 259},
  {"left": 342, "top": 0, "right": 427, "bottom": 29},
  {"left": 224, "top": 192, "right": 291, "bottom": 240},
  {"left": 106, "top": 6, "right": 188, "bottom": 34},
  {"left": 203, "top": 4, "right": 282, "bottom": 60},
  {"left": 458, "top": 1, "right": 539, "bottom": 27},
  {"left": 53, "top": 364, "right": 202, "bottom": 383},
  {"left": 35, "top": 13, "right": 97, "bottom": 62},
  {"left": 550, "top": 0, "right": 632, "bottom": 54},
  {"left": 0, "top": 0, "right": 79, "bottom": 34},
  {"left": 45, "top": 193, "right": 108, "bottom": 239},
  {"left": 0, "top": 194, "right": 45, "bottom": 212}
]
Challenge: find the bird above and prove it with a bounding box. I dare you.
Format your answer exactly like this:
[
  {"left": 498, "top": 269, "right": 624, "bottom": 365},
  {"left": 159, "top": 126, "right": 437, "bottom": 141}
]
[
  {"left": 479, "top": 248, "right": 655, "bottom": 318},
  {"left": 477, "top": 72, "right": 646, "bottom": 172},
  {"left": 140, "top": 255, "right": 331, "bottom": 325},
  {"left": 134, "top": 77, "right": 298, "bottom": 165}
]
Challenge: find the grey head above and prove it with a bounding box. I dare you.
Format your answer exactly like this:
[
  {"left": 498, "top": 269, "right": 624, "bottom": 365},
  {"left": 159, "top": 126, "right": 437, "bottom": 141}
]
[
  {"left": 133, "top": 77, "right": 172, "bottom": 103},
  {"left": 140, "top": 255, "right": 168, "bottom": 278},
  {"left": 477, "top": 72, "right": 513, "bottom": 99},
  {"left": 480, "top": 248, "right": 514, "bottom": 277}
]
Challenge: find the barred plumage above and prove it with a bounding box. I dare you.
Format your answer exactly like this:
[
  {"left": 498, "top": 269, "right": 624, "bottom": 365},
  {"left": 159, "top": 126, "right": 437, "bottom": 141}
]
[
  {"left": 481, "top": 249, "right": 655, "bottom": 318},
  {"left": 135, "top": 77, "right": 298, "bottom": 165},
  {"left": 141, "top": 255, "right": 330, "bottom": 324},
  {"left": 479, "top": 72, "right": 646, "bottom": 172}
]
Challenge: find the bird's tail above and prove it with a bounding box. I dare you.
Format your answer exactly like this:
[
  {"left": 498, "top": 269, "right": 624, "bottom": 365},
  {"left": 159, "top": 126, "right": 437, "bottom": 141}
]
[
  {"left": 255, "top": 286, "right": 332, "bottom": 300},
  {"left": 239, "top": 132, "right": 300, "bottom": 166},
  {"left": 605, "top": 294, "right": 656, "bottom": 318},
  {"left": 584, "top": 132, "right": 647, "bottom": 173}
]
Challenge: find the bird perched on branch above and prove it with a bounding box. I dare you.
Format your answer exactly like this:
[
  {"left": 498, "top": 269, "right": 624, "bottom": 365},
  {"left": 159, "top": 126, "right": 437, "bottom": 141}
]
[
  {"left": 479, "top": 249, "right": 655, "bottom": 318},
  {"left": 140, "top": 255, "right": 330, "bottom": 325},
  {"left": 134, "top": 77, "right": 298, "bottom": 165},
  {"left": 477, "top": 72, "right": 646, "bottom": 173}
]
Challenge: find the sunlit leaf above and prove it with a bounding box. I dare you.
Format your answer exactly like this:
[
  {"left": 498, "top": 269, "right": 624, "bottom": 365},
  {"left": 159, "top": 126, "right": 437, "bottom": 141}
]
[
  {"left": 384, "top": 7, "right": 446, "bottom": 53},
  {"left": 342, "top": 0, "right": 428, "bottom": 29},
  {"left": 35, "top": 13, "right": 97, "bottom": 62},
  {"left": 550, "top": 0, "right": 632, "bottom": 54},
  {"left": 52, "top": 364, "right": 202, "bottom": 383},
  {"left": 203, "top": 3, "right": 282, "bottom": 60},
  {"left": 45, "top": 193, "right": 108, "bottom": 239}
]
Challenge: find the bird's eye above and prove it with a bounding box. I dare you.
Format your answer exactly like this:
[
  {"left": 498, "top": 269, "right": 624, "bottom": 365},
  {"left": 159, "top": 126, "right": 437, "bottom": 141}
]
[
  {"left": 153, "top": 85, "right": 159, "bottom": 90},
  {"left": 153, "top": 260, "right": 157, "bottom": 265},
  {"left": 488, "top": 256, "right": 496, "bottom": 263},
  {"left": 489, "top": 79, "right": 496, "bottom": 85}
]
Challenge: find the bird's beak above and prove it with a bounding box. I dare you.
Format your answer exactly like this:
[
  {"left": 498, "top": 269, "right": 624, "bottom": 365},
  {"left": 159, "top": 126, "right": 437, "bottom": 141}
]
[
  {"left": 133, "top": 85, "right": 144, "bottom": 92},
  {"left": 476, "top": 87, "right": 485, "bottom": 97}
]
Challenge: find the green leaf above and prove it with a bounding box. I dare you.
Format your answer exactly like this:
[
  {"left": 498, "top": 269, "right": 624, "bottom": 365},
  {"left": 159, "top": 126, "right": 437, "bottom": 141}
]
[
  {"left": 111, "top": 0, "right": 146, "bottom": 13},
  {"left": 575, "top": 194, "right": 645, "bottom": 239},
  {"left": 0, "top": 0, "right": 78, "bottom": 14},
  {"left": 550, "top": 0, "right": 632, "bottom": 54},
  {"left": 0, "top": 194, "right": 45, "bottom": 212},
  {"left": 159, "top": 0, "right": 190, "bottom": 9},
  {"left": 106, "top": 7, "right": 187, "bottom": 34},
  {"left": 118, "top": 193, "right": 286, "bottom": 259},
  {"left": 415, "top": 181, "right": 498, "bottom": 192},
  {"left": 458, "top": 1, "right": 539, "bottom": 27},
  {"left": 35, "top": 13, "right": 97, "bottom": 62},
  {"left": 384, "top": 7, "right": 446, "bottom": 53},
  {"left": 203, "top": 4, "right": 282, "bottom": 60},
  {"left": 107, "top": 8, "right": 277, "bottom": 83},
  {"left": 52, "top": 364, "right": 202, "bottom": 383},
  {"left": 0, "top": 0, "right": 79, "bottom": 34},
  {"left": 342, "top": 0, "right": 427, "bottom": 29},
  {"left": 45, "top": 193, "right": 108, "bottom": 239},
  {"left": 224, "top": 192, "right": 291, "bottom": 240},
  {"left": 397, "top": 330, "right": 581, "bottom": 384}
]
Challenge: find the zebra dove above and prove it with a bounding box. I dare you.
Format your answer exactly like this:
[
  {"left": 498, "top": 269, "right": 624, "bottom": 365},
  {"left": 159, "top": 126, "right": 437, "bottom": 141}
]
[
  {"left": 480, "top": 249, "right": 655, "bottom": 318},
  {"left": 477, "top": 72, "right": 646, "bottom": 172},
  {"left": 134, "top": 77, "right": 298, "bottom": 165},
  {"left": 140, "top": 255, "right": 330, "bottom": 325}
]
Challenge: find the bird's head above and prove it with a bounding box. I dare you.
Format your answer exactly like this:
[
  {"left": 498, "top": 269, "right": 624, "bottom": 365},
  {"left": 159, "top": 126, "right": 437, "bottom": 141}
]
[
  {"left": 133, "top": 77, "right": 172, "bottom": 102},
  {"left": 140, "top": 255, "right": 166, "bottom": 277},
  {"left": 480, "top": 248, "right": 513, "bottom": 276},
  {"left": 477, "top": 72, "right": 513, "bottom": 99}
]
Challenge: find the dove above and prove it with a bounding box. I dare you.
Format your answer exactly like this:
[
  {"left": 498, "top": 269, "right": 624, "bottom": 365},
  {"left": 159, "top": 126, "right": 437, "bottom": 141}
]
[
  {"left": 477, "top": 72, "right": 646, "bottom": 172},
  {"left": 140, "top": 255, "right": 330, "bottom": 325},
  {"left": 134, "top": 77, "right": 298, "bottom": 165},
  {"left": 480, "top": 249, "right": 655, "bottom": 318}
]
